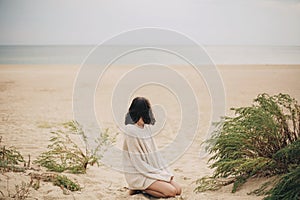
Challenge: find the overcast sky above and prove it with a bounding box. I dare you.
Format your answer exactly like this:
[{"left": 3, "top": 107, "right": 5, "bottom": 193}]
[{"left": 0, "top": 0, "right": 299, "bottom": 45}]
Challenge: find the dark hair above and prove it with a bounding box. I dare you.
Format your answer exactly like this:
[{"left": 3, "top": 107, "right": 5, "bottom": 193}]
[{"left": 125, "top": 97, "right": 156, "bottom": 125}]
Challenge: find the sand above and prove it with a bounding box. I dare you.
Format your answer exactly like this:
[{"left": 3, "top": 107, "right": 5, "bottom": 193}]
[{"left": 0, "top": 64, "right": 299, "bottom": 199}]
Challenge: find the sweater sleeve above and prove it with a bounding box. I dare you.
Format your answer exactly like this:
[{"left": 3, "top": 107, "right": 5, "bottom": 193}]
[{"left": 125, "top": 135, "right": 173, "bottom": 182}]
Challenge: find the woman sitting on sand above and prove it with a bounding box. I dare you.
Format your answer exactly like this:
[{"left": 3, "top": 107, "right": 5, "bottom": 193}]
[{"left": 123, "top": 97, "right": 182, "bottom": 198}]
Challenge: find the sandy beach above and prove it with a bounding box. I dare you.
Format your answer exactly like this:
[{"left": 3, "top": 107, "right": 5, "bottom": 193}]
[{"left": 0, "top": 64, "right": 300, "bottom": 200}]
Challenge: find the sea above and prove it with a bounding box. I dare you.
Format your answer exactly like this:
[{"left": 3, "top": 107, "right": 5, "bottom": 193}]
[{"left": 0, "top": 45, "right": 300, "bottom": 65}]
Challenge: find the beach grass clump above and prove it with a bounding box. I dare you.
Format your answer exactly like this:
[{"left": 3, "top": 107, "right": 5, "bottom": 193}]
[
  {"left": 35, "top": 121, "right": 116, "bottom": 174},
  {"left": 195, "top": 93, "right": 300, "bottom": 197},
  {"left": 53, "top": 175, "right": 81, "bottom": 192},
  {"left": 264, "top": 140, "right": 300, "bottom": 200},
  {"left": 264, "top": 166, "right": 300, "bottom": 200},
  {"left": 29, "top": 172, "right": 81, "bottom": 194},
  {"left": 8, "top": 181, "right": 32, "bottom": 200},
  {"left": 0, "top": 136, "right": 25, "bottom": 172}
]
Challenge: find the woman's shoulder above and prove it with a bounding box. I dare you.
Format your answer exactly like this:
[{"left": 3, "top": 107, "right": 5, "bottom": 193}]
[
  {"left": 125, "top": 124, "right": 136, "bottom": 132},
  {"left": 124, "top": 124, "right": 151, "bottom": 137}
]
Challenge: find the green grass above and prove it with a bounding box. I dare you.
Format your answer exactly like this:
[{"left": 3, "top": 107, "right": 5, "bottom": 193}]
[
  {"left": 35, "top": 121, "right": 116, "bottom": 174},
  {"left": 53, "top": 175, "right": 81, "bottom": 191},
  {"left": 264, "top": 166, "right": 300, "bottom": 200},
  {"left": 0, "top": 136, "right": 25, "bottom": 172},
  {"left": 195, "top": 93, "right": 300, "bottom": 198}
]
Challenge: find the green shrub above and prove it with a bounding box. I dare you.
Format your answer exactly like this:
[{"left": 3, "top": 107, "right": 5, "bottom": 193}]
[
  {"left": 195, "top": 93, "right": 300, "bottom": 194},
  {"left": 30, "top": 172, "right": 81, "bottom": 193},
  {"left": 35, "top": 121, "right": 116, "bottom": 174},
  {"left": 53, "top": 175, "right": 81, "bottom": 191},
  {"left": 0, "top": 136, "right": 25, "bottom": 172},
  {"left": 264, "top": 140, "right": 300, "bottom": 200},
  {"left": 264, "top": 166, "right": 300, "bottom": 200},
  {"left": 273, "top": 139, "right": 300, "bottom": 171}
]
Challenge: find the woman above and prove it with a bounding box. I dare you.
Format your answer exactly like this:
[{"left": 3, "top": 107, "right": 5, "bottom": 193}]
[{"left": 123, "top": 97, "right": 182, "bottom": 198}]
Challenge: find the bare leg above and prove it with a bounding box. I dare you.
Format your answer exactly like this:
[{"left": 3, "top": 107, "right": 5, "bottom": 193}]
[
  {"left": 170, "top": 180, "right": 182, "bottom": 195},
  {"left": 145, "top": 180, "right": 177, "bottom": 198},
  {"left": 144, "top": 189, "right": 166, "bottom": 198}
]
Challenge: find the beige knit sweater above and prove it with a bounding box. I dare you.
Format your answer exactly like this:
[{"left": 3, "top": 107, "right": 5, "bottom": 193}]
[{"left": 123, "top": 124, "right": 173, "bottom": 190}]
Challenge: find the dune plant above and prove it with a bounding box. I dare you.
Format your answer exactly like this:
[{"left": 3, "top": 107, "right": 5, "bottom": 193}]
[
  {"left": 53, "top": 175, "right": 81, "bottom": 192},
  {"left": 264, "top": 166, "right": 300, "bottom": 200},
  {"left": 30, "top": 172, "right": 81, "bottom": 193},
  {"left": 2, "top": 181, "right": 32, "bottom": 200},
  {"left": 35, "top": 121, "right": 116, "bottom": 174},
  {"left": 12, "top": 181, "right": 32, "bottom": 200},
  {"left": 0, "top": 136, "right": 25, "bottom": 172},
  {"left": 264, "top": 140, "right": 300, "bottom": 200},
  {"left": 195, "top": 93, "right": 300, "bottom": 197}
]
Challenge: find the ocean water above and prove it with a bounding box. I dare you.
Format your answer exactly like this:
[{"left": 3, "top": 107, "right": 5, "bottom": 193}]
[
  {"left": 0, "top": 45, "right": 299, "bottom": 65},
  {"left": 0, "top": 45, "right": 91, "bottom": 65}
]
